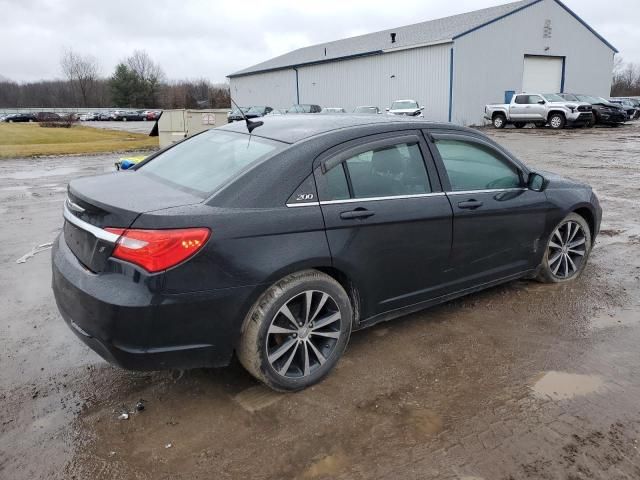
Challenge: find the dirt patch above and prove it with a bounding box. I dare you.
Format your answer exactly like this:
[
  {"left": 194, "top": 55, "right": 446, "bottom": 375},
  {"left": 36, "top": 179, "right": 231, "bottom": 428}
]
[{"left": 2, "top": 124, "right": 640, "bottom": 479}]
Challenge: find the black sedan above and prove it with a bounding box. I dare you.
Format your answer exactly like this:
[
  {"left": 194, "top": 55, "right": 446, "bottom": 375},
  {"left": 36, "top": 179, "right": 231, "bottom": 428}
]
[
  {"left": 559, "top": 94, "right": 627, "bottom": 125},
  {"left": 52, "top": 115, "right": 601, "bottom": 391},
  {"left": 3, "top": 113, "right": 37, "bottom": 123},
  {"left": 112, "top": 111, "right": 144, "bottom": 121}
]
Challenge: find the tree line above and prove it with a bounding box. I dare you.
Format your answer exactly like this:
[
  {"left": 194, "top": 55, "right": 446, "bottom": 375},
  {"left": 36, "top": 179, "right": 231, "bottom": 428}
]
[
  {"left": 0, "top": 49, "right": 230, "bottom": 109},
  {"left": 611, "top": 58, "right": 640, "bottom": 97}
]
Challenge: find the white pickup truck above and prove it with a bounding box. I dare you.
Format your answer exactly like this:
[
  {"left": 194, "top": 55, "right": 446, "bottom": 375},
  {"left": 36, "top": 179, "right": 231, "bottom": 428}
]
[{"left": 484, "top": 93, "right": 592, "bottom": 129}]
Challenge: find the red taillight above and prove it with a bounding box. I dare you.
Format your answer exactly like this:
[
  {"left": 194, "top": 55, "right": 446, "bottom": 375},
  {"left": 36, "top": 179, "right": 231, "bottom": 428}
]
[{"left": 105, "top": 227, "right": 210, "bottom": 273}]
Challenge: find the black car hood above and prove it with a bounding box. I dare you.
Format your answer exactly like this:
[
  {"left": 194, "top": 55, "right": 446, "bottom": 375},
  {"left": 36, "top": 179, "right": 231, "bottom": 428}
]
[{"left": 538, "top": 170, "right": 589, "bottom": 190}]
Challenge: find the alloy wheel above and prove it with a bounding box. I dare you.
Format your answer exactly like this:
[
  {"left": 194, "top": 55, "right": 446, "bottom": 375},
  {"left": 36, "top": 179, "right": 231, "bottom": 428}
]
[
  {"left": 266, "top": 290, "right": 342, "bottom": 378},
  {"left": 550, "top": 116, "right": 562, "bottom": 128},
  {"left": 547, "top": 221, "right": 587, "bottom": 279}
]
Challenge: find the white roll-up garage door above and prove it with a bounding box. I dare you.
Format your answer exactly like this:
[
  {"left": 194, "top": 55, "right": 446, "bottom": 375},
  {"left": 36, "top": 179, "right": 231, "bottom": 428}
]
[{"left": 522, "top": 56, "right": 564, "bottom": 93}]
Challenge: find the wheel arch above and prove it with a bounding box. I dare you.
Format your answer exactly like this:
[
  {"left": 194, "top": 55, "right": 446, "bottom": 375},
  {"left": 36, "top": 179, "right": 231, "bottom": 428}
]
[
  {"left": 546, "top": 110, "right": 566, "bottom": 120},
  {"left": 572, "top": 205, "right": 595, "bottom": 237}
]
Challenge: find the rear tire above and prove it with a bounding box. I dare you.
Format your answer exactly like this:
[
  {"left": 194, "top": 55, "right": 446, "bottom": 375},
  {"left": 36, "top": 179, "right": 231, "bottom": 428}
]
[
  {"left": 237, "top": 270, "right": 353, "bottom": 392},
  {"left": 492, "top": 114, "right": 506, "bottom": 129},
  {"left": 536, "top": 213, "right": 591, "bottom": 284},
  {"left": 549, "top": 113, "right": 566, "bottom": 129}
]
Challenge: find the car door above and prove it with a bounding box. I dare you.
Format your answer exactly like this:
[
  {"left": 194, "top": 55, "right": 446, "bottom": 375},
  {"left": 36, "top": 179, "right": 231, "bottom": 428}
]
[
  {"left": 427, "top": 131, "right": 549, "bottom": 290},
  {"left": 509, "top": 95, "right": 530, "bottom": 119},
  {"left": 526, "top": 94, "right": 547, "bottom": 120},
  {"left": 314, "top": 131, "right": 453, "bottom": 319}
]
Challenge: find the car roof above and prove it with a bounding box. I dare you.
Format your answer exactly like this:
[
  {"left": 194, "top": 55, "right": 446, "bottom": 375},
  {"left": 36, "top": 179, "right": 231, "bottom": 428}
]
[{"left": 219, "top": 113, "right": 472, "bottom": 144}]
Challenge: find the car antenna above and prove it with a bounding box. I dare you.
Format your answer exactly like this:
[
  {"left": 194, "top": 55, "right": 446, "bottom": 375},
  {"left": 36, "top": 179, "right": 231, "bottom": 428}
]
[{"left": 230, "top": 98, "right": 263, "bottom": 134}]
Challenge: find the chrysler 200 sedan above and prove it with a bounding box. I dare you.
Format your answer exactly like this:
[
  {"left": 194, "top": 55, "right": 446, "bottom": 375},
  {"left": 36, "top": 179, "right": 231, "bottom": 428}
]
[{"left": 52, "top": 115, "right": 601, "bottom": 391}]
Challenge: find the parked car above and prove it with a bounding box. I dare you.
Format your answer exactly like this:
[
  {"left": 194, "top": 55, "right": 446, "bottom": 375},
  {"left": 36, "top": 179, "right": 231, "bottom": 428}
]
[
  {"left": 52, "top": 115, "right": 601, "bottom": 391},
  {"left": 558, "top": 94, "right": 627, "bottom": 126},
  {"left": 287, "top": 104, "right": 322, "bottom": 114},
  {"left": 353, "top": 106, "right": 381, "bottom": 114},
  {"left": 36, "top": 112, "right": 61, "bottom": 121},
  {"left": 321, "top": 107, "right": 347, "bottom": 113},
  {"left": 485, "top": 93, "right": 592, "bottom": 129},
  {"left": 112, "top": 111, "right": 144, "bottom": 121},
  {"left": 245, "top": 106, "right": 273, "bottom": 118},
  {"left": 97, "top": 112, "right": 112, "bottom": 121},
  {"left": 621, "top": 98, "right": 640, "bottom": 119},
  {"left": 266, "top": 108, "right": 287, "bottom": 116},
  {"left": 608, "top": 98, "right": 637, "bottom": 120},
  {"left": 142, "top": 110, "right": 161, "bottom": 121},
  {"left": 386, "top": 99, "right": 424, "bottom": 117},
  {"left": 227, "top": 107, "right": 250, "bottom": 122},
  {"left": 2, "top": 113, "right": 38, "bottom": 123}
]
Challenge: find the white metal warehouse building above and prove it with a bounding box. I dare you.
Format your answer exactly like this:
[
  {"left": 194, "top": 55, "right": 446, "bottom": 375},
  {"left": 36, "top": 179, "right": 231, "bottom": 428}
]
[{"left": 228, "top": 0, "right": 617, "bottom": 126}]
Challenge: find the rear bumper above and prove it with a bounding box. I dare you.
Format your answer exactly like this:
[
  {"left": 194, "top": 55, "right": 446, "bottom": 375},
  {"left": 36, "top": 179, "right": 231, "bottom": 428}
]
[{"left": 52, "top": 234, "right": 257, "bottom": 370}]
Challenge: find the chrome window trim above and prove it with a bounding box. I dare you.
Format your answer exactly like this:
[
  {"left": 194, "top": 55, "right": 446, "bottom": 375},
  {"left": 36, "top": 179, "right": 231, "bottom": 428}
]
[
  {"left": 319, "top": 192, "right": 445, "bottom": 205},
  {"left": 285, "top": 189, "right": 527, "bottom": 207},
  {"left": 285, "top": 201, "right": 321, "bottom": 208},
  {"left": 63, "top": 204, "right": 120, "bottom": 243},
  {"left": 446, "top": 188, "right": 527, "bottom": 195}
]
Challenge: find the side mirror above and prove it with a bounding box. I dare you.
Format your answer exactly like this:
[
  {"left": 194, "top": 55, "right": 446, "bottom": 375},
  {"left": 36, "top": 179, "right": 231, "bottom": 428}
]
[
  {"left": 528, "top": 172, "right": 546, "bottom": 192},
  {"left": 538, "top": 100, "right": 546, "bottom": 105}
]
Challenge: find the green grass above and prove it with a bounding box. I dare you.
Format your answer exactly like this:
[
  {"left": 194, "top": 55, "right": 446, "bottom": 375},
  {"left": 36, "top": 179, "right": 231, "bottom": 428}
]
[{"left": 0, "top": 123, "right": 159, "bottom": 158}]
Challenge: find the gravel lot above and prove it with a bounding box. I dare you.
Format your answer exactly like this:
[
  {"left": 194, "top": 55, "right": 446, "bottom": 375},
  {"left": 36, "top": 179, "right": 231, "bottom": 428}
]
[{"left": 1, "top": 123, "right": 640, "bottom": 479}]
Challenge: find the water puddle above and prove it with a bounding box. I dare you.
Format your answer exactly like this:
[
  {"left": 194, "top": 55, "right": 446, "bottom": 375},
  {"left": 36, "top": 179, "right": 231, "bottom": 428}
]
[
  {"left": 591, "top": 308, "right": 640, "bottom": 330},
  {"left": 531, "top": 371, "right": 603, "bottom": 401},
  {"left": 2, "top": 166, "right": 80, "bottom": 180},
  {"left": 302, "top": 452, "right": 348, "bottom": 478},
  {"left": 401, "top": 405, "right": 443, "bottom": 436},
  {"left": 233, "top": 385, "right": 283, "bottom": 413}
]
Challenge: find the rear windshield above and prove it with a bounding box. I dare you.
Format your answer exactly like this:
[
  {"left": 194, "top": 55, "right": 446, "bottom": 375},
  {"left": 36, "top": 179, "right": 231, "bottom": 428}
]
[
  {"left": 138, "top": 130, "right": 284, "bottom": 196},
  {"left": 391, "top": 101, "right": 418, "bottom": 110}
]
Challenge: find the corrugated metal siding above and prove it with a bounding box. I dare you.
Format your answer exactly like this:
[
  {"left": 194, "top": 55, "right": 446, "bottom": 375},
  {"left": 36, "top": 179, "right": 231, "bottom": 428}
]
[
  {"left": 297, "top": 43, "right": 451, "bottom": 120},
  {"left": 229, "top": 69, "right": 297, "bottom": 109},
  {"left": 452, "top": 0, "right": 614, "bottom": 125}
]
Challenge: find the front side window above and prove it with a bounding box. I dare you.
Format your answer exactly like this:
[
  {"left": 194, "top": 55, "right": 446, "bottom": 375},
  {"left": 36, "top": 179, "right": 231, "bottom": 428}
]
[
  {"left": 434, "top": 139, "right": 521, "bottom": 192},
  {"left": 542, "top": 93, "right": 564, "bottom": 102},
  {"left": 528, "top": 95, "right": 544, "bottom": 104},
  {"left": 321, "top": 142, "right": 431, "bottom": 200},
  {"left": 139, "top": 130, "right": 284, "bottom": 196}
]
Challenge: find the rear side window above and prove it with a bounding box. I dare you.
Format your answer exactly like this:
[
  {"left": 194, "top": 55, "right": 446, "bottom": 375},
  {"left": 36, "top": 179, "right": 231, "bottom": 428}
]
[
  {"left": 434, "top": 139, "right": 521, "bottom": 191},
  {"left": 320, "top": 142, "right": 431, "bottom": 200},
  {"left": 139, "top": 130, "right": 284, "bottom": 196}
]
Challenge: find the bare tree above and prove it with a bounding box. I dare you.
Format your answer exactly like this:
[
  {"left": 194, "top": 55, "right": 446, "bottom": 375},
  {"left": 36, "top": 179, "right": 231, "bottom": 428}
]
[
  {"left": 125, "top": 50, "right": 165, "bottom": 106},
  {"left": 60, "top": 49, "right": 100, "bottom": 107}
]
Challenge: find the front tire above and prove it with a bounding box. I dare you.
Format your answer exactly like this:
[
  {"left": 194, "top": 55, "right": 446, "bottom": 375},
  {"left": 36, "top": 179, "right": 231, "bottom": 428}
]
[
  {"left": 537, "top": 213, "right": 591, "bottom": 283},
  {"left": 237, "top": 270, "right": 353, "bottom": 391},
  {"left": 492, "top": 114, "right": 506, "bottom": 129},
  {"left": 548, "top": 113, "right": 566, "bottom": 129}
]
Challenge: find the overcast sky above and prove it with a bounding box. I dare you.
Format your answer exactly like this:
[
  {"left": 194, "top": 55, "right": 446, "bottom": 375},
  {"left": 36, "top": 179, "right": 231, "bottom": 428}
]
[{"left": 1, "top": 0, "right": 638, "bottom": 83}]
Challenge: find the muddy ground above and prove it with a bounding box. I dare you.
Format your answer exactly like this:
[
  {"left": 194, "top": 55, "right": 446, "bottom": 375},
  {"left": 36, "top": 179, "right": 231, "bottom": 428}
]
[{"left": 1, "top": 123, "right": 640, "bottom": 480}]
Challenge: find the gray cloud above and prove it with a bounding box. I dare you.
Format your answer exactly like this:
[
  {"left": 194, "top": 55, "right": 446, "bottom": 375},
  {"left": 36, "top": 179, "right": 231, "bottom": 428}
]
[{"left": 1, "top": 0, "right": 637, "bottom": 83}]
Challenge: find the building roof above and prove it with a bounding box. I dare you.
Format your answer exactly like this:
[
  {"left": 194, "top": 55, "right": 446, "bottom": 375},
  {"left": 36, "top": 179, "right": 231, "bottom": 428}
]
[{"left": 229, "top": 0, "right": 617, "bottom": 78}]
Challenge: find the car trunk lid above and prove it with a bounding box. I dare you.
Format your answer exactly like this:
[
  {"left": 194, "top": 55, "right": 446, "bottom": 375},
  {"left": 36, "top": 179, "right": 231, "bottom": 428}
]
[{"left": 64, "top": 171, "right": 202, "bottom": 272}]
